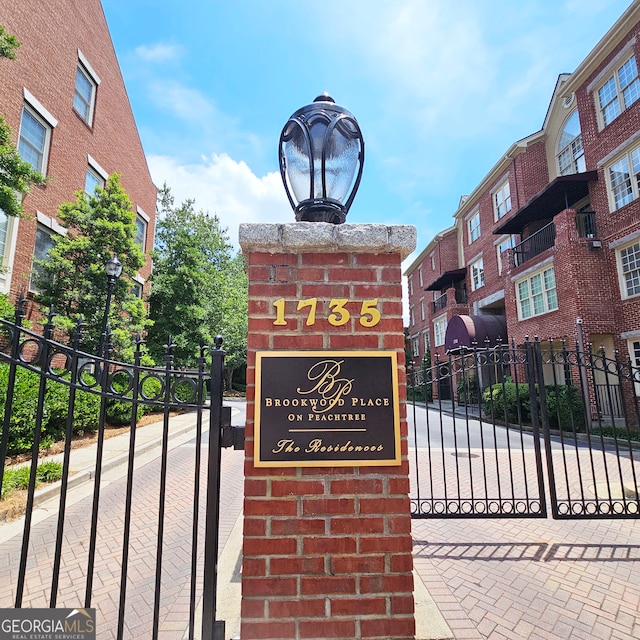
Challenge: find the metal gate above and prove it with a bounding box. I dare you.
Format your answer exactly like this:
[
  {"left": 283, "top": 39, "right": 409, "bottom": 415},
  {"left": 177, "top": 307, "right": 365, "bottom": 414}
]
[
  {"left": 0, "top": 299, "right": 232, "bottom": 640},
  {"left": 408, "top": 338, "right": 640, "bottom": 520}
]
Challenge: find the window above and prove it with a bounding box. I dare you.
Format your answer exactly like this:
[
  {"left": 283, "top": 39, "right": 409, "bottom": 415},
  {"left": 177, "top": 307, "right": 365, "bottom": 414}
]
[
  {"left": 0, "top": 211, "right": 7, "bottom": 261},
  {"left": 411, "top": 337, "right": 419, "bottom": 360},
  {"left": 493, "top": 180, "right": 511, "bottom": 220},
  {"left": 434, "top": 316, "right": 447, "bottom": 347},
  {"left": 597, "top": 54, "right": 640, "bottom": 127},
  {"left": 418, "top": 267, "right": 423, "bottom": 288},
  {"left": 408, "top": 274, "right": 413, "bottom": 296},
  {"left": 496, "top": 235, "right": 517, "bottom": 275},
  {"left": 607, "top": 142, "right": 640, "bottom": 210},
  {"left": 73, "top": 52, "right": 100, "bottom": 125},
  {"left": 470, "top": 257, "right": 484, "bottom": 291},
  {"left": 430, "top": 253, "right": 435, "bottom": 270},
  {"left": 85, "top": 166, "right": 104, "bottom": 194},
  {"left": 410, "top": 306, "right": 415, "bottom": 327},
  {"left": 30, "top": 224, "right": 56, "bottom": 292},
  {"left": 18, "top": 106, "right": 51, "bottom": 173},
  {"left": 85, "top": 155, "right": 108, "bottom": 194},
  {"left": 468, "top": 211, "right": 480, "bottom": 243},
  {"left": 420, "top": 298, "right": 425, "bottom": 321},
  {"left": 618, "top": 240, "right": 640, "bottom": 298},
  {"left": 557, "top": 111, "right": 586, "bottom": 175},
  {"left": 135, "top": 214, "right": 148, "bottom": 251},
  {"left": 423, "top": 330, "right": 431, "bottom": 353},
  {"left": 132, "top": 282, "right": 143, "bottom": 299},
  {"left": 516, "top": 266, "right": 558, "bottom": 319}
]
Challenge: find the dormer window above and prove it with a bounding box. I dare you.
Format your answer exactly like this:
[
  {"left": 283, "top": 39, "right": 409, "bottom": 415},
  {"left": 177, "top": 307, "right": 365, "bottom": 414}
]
[{"left": 557, "top": 110, "right": 585, "bottom": 175}]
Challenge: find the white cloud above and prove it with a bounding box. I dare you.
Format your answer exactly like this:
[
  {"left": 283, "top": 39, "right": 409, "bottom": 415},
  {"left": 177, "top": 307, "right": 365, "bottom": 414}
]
[
  {"left": 135, "top": 43, "right": 183, "bottom": 63},
  {"left": 147, "top": 153, "right": 292, "bottom": 250}
]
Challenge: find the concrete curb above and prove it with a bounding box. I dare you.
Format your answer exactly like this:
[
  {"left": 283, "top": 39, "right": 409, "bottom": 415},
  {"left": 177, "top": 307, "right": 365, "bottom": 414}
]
[{"left": 31, "top": 417, "right": 203, "bottom": 508}]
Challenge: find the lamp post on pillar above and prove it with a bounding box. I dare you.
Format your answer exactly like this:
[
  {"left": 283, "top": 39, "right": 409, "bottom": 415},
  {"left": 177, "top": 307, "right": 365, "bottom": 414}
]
[
  {"left": 279, "top": 93, "right": 364, "bottom": 224},
  {"left": 98, "top": 254, "right": 123, "bottom": 362}
]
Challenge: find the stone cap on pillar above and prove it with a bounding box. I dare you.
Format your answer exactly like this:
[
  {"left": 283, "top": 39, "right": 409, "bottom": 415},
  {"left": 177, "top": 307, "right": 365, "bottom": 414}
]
[{"left": 239, "top": 222, "right": 417, "bottom": 260}]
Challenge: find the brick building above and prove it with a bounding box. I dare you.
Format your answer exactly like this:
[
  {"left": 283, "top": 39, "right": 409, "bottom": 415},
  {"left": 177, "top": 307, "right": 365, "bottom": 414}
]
[
  {"left": 406, "top": 2, "right": 640, "bottom": 404},
  {"left": 0, "top": 0, "right": 156, "bottom": 320}
]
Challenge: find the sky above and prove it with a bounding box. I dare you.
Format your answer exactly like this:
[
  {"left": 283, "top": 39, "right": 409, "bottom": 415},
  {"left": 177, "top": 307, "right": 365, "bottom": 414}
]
[{"left": 101, "top": 0, "right": 634, "bottom": 267}]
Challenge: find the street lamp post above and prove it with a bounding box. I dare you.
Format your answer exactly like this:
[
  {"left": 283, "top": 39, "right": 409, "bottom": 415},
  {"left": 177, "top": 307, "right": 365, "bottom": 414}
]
[
  {"left": 98, "top": 254, "right": 123, "bottom": 362},
  {"left": 279, "top": 93, "right": 364, "bottom": 224}
]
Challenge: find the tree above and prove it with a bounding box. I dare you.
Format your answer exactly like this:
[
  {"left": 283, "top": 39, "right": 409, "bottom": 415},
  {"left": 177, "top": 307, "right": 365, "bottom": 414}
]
[
  {"left": 147, "top": 186, "right": 247, "bottom": 379},
  {"left": 0, "top": 25, "right": 46, "bottom": 218},
  {"left": 35, "top": 174, "right": 146, "bottom": 357}
]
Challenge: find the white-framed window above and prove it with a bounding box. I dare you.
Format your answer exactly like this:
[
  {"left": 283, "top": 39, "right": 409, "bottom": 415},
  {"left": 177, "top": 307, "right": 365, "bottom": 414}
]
[
  {"left": 0, "top": 211, "right": 7, "bottom": 262},
  {"left": 420, "top": 298, "right": 425, "bottom": 321},
  {"left": 606, "top": 142, "right": 640, "bottom": 210},
  {"left": 18, "top": 90, "right": 57, "bottom": 176},
  {"left": 73, "top": 51, "right": 100, "bottom": 125},
  {"left": 410, "top": 306, "right": 415, "bottom": 327},
  {"left": 496, "top": 235, "right": 517, "bottom": 275},
  {"left": 85, "top": 166, "right": 104, "bottom": 194},
  {"left": 434, "top": 315, "right": 447, "bottom": 347},
  {"left": 135, "top": 207, "right": 150, "bottom": 251},
  {"left": 516, "top": 266, "right": 558, "bottom": 319},
  {"left": 468, "top": 210, "right": 481, "bottom": 243},
  {"left": 85, "top": 155, "right": 108, "bottom": 194},
  {"left": 557, "top": 110, "right": 586, "bottom": 176},
  {"left": 423, "top": 330, "right": 431, "bottom": 353},
  {"left": 131, "top": 274, "right": 145, "bottom": 299},
  {"left": 411, "top": 336, "right": 419, "bottom": 360},
  {"left": 18, "top": 106, "right": 51, "bottom": 174},
  {"left": 493, "top": 179, "right": 511, "bottom": 220},
  {"left": 470, "top": 257, "right": 484, "bottom": 291},
  {"left": 418, "top": 266, "right": 423, "bottom": 288},
  {"left": 408, "top": 274, "right": 413, "bottom": 296},
  {"left": 430, "top": 253, "right": 435, "bottom": 270},
  {"left": 30, "top": 224, "right": 57, "bottom": 292},
  {"left": 617, "top": 240, "right": 640, "bottom": 299},
  {"left": 597, "top": 54, "right": 640, "bottom": 128}
]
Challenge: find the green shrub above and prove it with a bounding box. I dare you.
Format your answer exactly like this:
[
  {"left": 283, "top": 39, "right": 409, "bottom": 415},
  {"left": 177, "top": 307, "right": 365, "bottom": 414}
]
[
  {"left": 0, "top": 364, "right": 50, "bottom": 455},
  {"left": 35, "top": 461, "right": 63, "bottom": 482},
  {"left": 45, "top": 380, "right": 101, "bottom": 437},
  {"left": 545, "top": 384, "right": 586, "bottom": 432},
  {"left": 1, "top": 461, "right": 63, "bottom": 499},
  {"left": 457, "top": 376, "right": 480, "bottom": 405},
  {"left": 482, "top": 379, "right": 531, "bottom": 423},
  {"left": 483, "top": 378, "right": 586, "bottom": 432}
]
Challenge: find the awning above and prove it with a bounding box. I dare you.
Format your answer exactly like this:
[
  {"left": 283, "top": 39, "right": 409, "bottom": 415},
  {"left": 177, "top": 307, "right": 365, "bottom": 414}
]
[
  {"left": 444, "top": 314, "right": 508, "bottom": 352},
  {"left": 494, "top": 170, "right": 597, "bottom": 235},
  {"left": 424, "top": 268, "right": 466, "bottom": 291}
]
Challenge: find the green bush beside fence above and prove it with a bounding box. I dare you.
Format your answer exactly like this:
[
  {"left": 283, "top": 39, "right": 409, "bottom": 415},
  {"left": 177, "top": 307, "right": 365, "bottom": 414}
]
[{"left": 482, "top": 379, "right": 586, "bottom": 432}]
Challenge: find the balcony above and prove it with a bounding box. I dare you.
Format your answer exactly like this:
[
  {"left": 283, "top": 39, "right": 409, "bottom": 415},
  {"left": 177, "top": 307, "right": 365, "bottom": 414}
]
[
  {"left": 513, "top": 222, "right": 556, "bottom": 267},
  {"left": 433, "top": 294, "right": 447, "bottom": 313},
  {"left": 576, "top": 210, "right": 597, "bottom": 237}
]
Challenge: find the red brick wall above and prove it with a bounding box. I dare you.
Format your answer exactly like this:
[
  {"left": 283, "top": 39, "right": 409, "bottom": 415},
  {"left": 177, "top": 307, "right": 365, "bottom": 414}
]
[
  {"left": 0, "top": 0, "right": 156, "bottom": 310},
  {"left": 242, "top": 247, "right": 415, "bottom": 640}
]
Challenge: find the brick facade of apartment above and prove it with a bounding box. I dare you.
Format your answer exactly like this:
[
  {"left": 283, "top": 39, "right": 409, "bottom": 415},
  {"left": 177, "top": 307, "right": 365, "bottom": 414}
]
[
  {"left": 0, "top": 0, "right": 156, "bottom": 321},
  {"left": 406, "top": 3, "right": 640, "bottom": 394}
]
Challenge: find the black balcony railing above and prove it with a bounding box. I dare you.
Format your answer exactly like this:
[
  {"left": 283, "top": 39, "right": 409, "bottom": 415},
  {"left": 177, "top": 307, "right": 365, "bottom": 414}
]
[
  {"left": 576, "top": 210, "right": 597, "bottom": 237},
  {"left": 455, "top": 288, "right": 467, "bottom": 304},
  {"left": 433, "top": 294, "right": 447, "bottom": 312},
  {"left": 514, "top": 222, "right": 556, "bottom": 267}
]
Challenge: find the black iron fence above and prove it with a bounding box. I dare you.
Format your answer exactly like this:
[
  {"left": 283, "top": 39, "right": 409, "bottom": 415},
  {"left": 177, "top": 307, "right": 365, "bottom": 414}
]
[
  {"left": 0, "top": 299, "right": 230, "bottom": 640},
  {"left": 408, "top": 338, "right": 640, "bottom": 520}
]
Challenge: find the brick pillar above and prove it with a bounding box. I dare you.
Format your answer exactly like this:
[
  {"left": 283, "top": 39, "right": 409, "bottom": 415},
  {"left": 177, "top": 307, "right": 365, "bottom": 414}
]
[{"left": 239, "top": 222, "right": 417, "bottom": 640}]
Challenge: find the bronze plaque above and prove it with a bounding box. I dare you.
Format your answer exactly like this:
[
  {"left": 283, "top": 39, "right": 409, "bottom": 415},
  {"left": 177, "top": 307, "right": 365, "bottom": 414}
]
[{"left": 254, "top": 351, "right": 400, "bottom": 467}]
